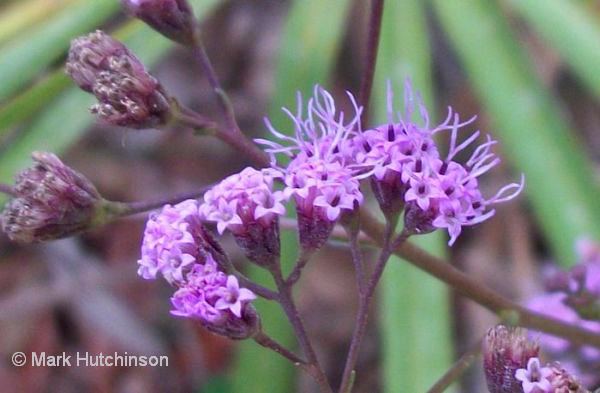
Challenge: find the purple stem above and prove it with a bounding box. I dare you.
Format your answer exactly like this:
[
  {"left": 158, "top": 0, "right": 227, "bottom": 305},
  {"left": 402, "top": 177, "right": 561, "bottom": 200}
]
[
  {"left": 271, "top": 264, "right": 333, "bottom": 393},
  {"left": 358, "top": 0, "right": 385, "bottom": 126},
  {"left": 0, "top": 183, "right": 16, "bottom": 197},
  {"left": 338, "top": 222, "right": 408, "bottom": 393},
  {"left": 344, "top": 224, "right": 366, "bottom": 295},
  {"left": 116, "top": 187, "right": 212, "bottom": 216},
  {"left": 286, "top": 250, "right": 314, "bottom": 286},
  {"left": 253, "top": 329, "right": 307, "bottom": 366}
]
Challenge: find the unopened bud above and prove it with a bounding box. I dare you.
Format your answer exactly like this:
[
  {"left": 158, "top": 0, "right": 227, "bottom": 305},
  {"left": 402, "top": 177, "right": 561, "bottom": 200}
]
[
  {"left": 1, "top": 152, "right": 105, "bottom": 242},
  {"left": 483, "top": 325, "right": 540, "bottom": 393},
  {"left": 67, "top": 31, "right": 174, "bottom": 129},
  {"left": 121, "top": 0, "right": 196, "bottom": 45}
]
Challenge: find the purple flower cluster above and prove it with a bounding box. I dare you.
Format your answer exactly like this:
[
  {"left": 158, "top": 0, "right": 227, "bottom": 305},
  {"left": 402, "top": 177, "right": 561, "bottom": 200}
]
[
  {"left": 199, "top": 167, "right": 285, "bottom": 235},
  {"left": 257, "top": 86, "right": 365, "bottom": 250},
  {"left": 138, "top": 200, "right": 257, "bottom": 337},
  {"left": 526, "top": 239, "right": 600, "bottom": 387},
  {"left": 348, "top": 82, "right": 523, "bottom": 244},
  {"left": 258, "top": 82, "right": 523, "bottom": 246}
]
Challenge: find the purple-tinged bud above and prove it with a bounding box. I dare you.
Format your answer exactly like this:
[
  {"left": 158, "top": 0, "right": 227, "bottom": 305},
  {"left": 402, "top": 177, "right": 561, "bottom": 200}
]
[
  {"left": 67, "top": 31, "right": 174, "bottom": 129},
  {"left": 0, "top": 152, "right": 104, "bottom": 243},
  {"left": 66, "top": 30, "right": 133, "bottom": 92},
  {"left": 483, "top": 325, "right": 540, "bottom": 393},
  {"left": 121, "top": 0, "right": 196, "bottom": 45}
]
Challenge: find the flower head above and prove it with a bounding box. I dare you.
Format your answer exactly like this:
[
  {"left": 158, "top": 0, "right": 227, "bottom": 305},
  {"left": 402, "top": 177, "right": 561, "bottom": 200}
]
[
  {"left": 170, "top": 255, "right": 258, "bottom": 339},
  {"left": 483, "top": 325, "right": 541, "bottom": 393},
  {"left": 350, "top": 80, "right": 523, "bottom": 244},
  {"left": 138, "top": 199, "right": 225, "bottom": 284},
  {"left": 257, "top": 86, "right": 364, "bottom": 250},
  {"left": 67, "top": 31, "right": 172, "bottom": 129},
  {"left": 121, "top": 0, "right": 196, "bottom": 45},
  {"left": 1, "top": 152, "right": 102, "bottom": 242},
  {"left": 199, "top": 167, "right": 285, "bottom": 266}
]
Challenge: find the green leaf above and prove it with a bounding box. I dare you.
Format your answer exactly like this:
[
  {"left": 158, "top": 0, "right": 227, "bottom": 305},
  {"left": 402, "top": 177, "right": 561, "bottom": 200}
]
[
  {"left": 432, "top": 0, "right": 600, "bottom": 266},
  {"left": 506, "top": 0, "right": 600, "bottom": 99},
  {"left": 0, "top": 0, "right": 221, "bottom": 204},
  {"left": 0, "top": 0, "right": 120, "bottom": 102},
  {"left": 231, "top": 1, "right": 352, "bottom": 392},
  {"left": 372, "top": 1, "right": 455, "bottom": 391}
]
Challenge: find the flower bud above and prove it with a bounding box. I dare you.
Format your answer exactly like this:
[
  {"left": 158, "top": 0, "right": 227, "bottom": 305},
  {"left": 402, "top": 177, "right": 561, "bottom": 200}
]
[
  {"left": 1, "top": 152, "right": 103, "bottom": 242},
  {"left": 121, "top": 0, "right": 196, "bottom": 45},
  {"left": 483, "top": 325, "right": 540, "bottom": 393},
  {"left": 67, "top": 31, "right": 174, "bottom": 129}
]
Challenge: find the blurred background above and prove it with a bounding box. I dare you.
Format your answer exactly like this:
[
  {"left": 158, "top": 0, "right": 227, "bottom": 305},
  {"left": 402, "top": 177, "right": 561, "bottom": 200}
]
[{"left": 0, "top": 0, "right": 599, "bottom": 392}]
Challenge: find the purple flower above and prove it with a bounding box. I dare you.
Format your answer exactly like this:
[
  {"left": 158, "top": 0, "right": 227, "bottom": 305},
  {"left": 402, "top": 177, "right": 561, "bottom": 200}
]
[
  {"left": 170, "top": 256, "right": 258, "bottom": 339},
  {"left": 199, "top": 167, "right": 285, "bottom": 235},
  {"left": 199, "top": 167, "right": 285, "bottom": 266},
  {"left": 515, "top": 358, "right": 554, "bottom": 393},
  {"left": 121, "top": 0, "right": 196, "bottom": 45},
  {"left": 137, "top": 199, "right": 202, "bottom": 284},
  {"left": 257, "top": 86, "right": 364, "bottom": 250},
  {"left": 214, "top": 275, "right": 257, "bottom": 318},
  {"left": 349, "top": 81, "right": 523, "bottom": 244},
  {"left": 1, "top": 152, "right": 102, "bottom": 243}
]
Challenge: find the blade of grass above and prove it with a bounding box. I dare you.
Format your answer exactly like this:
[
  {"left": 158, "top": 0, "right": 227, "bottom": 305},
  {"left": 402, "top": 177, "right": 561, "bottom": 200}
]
[
  {"left": 0, "top": 0, "right": 220, "bottom": 205},
  {"left": 432, "top": 0, "right": 600, "bottom": 266},
  {"left": 0, "top": 0, "right": 77, "bottom": 45},
  {"left": 505, "top": 0, "right": 600, "bottom": 100},
  {"left": 231, "top": 1, "right": 351, "bottom": 392},
  {"left": 0, "top": 0, "right": 120, "bottom": 102},
  {"left": 372, "top": 1, "right": 455, "bottom": 391}
]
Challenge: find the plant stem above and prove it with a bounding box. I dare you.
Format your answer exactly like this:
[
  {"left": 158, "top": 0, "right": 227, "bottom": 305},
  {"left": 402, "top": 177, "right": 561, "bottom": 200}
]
[
  {"left": 271, "top": 263, "right": 333, "bottom": 393},
  {"left": 286, "top": 250, "right": 314, "bottom": 286},
  {"left": 344, "top": 223, "right": 366, "bottom": 294},
  {"left": 338, "top": 223, "right": 409, "bottom": 393},
  {"left": 358, "top": 208, "right": 600, "bottom": 348},
  {"left": 358, "top": 0, "right": 385, "bottom": 125},
  {"left": 426, "top": 339, "right": 482, "bottom": 393},
  {"left": 280, "top": 215, "right": 600, "bottom": 348},
  {"left": 253, "top": 329, "right": 307, "bottom": 366},
  {"left": 0, "top": 183, "right": 16, "bottom": 197},
  {"left": 112, "top": 187, "right": 212, "bottom": 217}
]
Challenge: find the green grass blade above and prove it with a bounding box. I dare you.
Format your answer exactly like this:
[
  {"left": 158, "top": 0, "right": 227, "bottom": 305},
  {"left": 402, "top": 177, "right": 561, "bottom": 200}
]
[
  {"left": 373, "top": 1, "right": 454, "bottom": 391},
  {"left": 506, "top": 0, "right": 600, "bottom": 99},
  {"left": 231, "top": 1, "right": 351, "bottom": 392},
  {"left": 432, "top": 0, "right": 600, "bottom": 266},
  {"left": 0, "top": 0, "right": 77, "bottom": 45},
  {"left": 0, "top": 0, "right": 120, "bottom": 102},
  {"left": 0, "top": 0, "right": 220, "bottom": 203}
]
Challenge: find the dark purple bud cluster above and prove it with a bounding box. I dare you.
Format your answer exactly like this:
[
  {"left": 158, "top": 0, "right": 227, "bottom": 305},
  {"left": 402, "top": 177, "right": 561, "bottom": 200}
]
[
  {"left": 67, "top": 31, "right": 173, "bottom": 129},
  {"left": 0, "top": 152, "right": 103, "bottom": 243}
]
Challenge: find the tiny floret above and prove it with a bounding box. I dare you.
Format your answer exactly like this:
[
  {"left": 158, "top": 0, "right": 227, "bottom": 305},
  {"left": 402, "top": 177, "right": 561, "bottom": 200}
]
[
  {"left": 1, "top": 152, "right": 102, "bottom": 243},
  {"left": 515, "top": 358, "right": 554, "bottom": 393}
]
